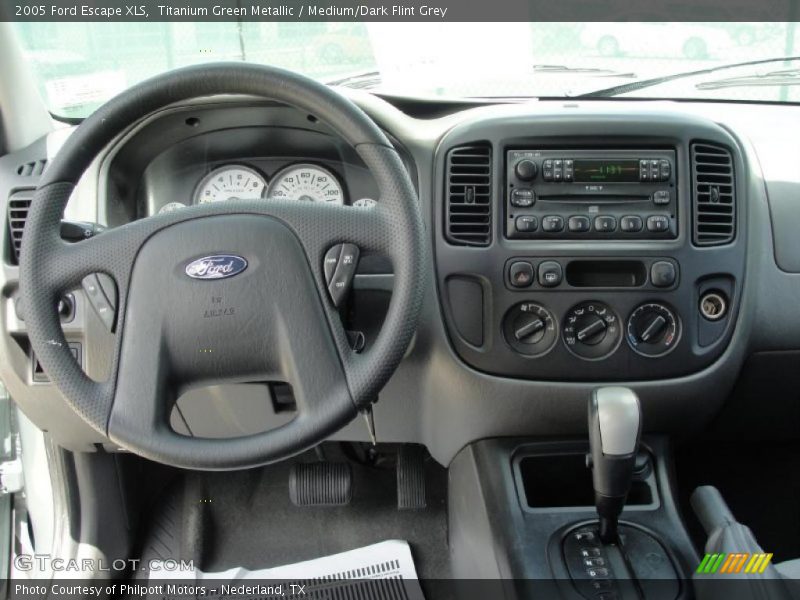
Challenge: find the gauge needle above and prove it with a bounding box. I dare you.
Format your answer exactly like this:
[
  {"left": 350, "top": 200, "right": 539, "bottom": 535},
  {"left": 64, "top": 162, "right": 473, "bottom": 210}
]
[{"left": 577, "top": 318, "right": 606, "bottom": 341}]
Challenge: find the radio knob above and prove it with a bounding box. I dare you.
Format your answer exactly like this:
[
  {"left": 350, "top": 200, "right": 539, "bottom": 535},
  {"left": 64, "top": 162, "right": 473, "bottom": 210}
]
[{"left": 515, "top": 159, "right": 538, "bottom": 181}]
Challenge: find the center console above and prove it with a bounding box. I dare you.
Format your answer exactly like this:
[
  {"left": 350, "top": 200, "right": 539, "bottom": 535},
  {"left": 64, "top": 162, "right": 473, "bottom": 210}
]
[{"left": 435, "top": 115, "right": 745, "bottom": 382}]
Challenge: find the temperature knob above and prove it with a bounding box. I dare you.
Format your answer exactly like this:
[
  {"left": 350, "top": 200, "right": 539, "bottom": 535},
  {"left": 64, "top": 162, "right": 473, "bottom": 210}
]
[
  {"left": 563, "top": 301, "right": 621, "bottom": 360},
  {"left": 626, "top": 303, "right": 681, "bottom": 357},
  {"left": 503, "top": 302, "right": 557, "bottom": 356}
]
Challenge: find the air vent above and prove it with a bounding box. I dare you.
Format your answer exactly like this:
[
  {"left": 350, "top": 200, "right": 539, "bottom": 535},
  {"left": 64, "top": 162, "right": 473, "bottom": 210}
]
[
  {"left": 7, "top": 189, "right": 33, "bottom": 264},
  {"left": 16, "top": 159, "right": 47, "bottom": 177},
  {"left": 691, "top": 143, "right": 735, "bottom": 246},
  {"left": 445, "top": 144, "right": 492, "bottom": 246}
]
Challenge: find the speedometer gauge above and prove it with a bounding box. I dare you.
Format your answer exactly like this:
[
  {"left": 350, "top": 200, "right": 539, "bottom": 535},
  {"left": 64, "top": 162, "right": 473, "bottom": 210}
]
[
  {"left": 195, "top": 165, "right": 267, "bottom": 204},
  {"left": 267, "top": 164, "right": 344, "bottom": 204}
]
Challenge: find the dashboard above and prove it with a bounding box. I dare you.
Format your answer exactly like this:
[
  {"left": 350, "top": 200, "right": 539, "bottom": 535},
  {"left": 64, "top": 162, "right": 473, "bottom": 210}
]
[
  {"left": 435, "top": 116, "right": 745, "bottom": 381},
  {"left": 2, "top": 92, "right": 800, "bottom": 464}
]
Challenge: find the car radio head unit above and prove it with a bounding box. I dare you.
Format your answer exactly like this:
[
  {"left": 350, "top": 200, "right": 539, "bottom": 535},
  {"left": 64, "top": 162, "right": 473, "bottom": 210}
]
[{"left": 506, "top": 149, "right": 677, "bottom": 240}]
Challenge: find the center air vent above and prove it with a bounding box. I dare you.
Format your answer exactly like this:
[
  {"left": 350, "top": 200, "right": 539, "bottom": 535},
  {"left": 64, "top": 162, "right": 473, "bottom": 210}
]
[
  {"left": 445, "top": 144, "right": 492, "bottom": 246},
  {"left": 691, "top": 142, "right": 735, "bottom": 246},
  {"left": 7, "top": 189, "right": 33, "bottom": 264}
]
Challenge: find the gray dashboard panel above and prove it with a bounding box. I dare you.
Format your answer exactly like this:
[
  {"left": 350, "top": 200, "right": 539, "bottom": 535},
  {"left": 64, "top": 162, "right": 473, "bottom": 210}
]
[
  {"left": 0, "top": 96, "right": 798, "bottom": 465},
  {"left": 432, "top": 114, "right": 747, "bottom": 382}
]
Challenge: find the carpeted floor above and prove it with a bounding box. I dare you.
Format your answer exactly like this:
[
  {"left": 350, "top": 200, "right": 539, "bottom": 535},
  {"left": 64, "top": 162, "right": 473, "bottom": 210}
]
[{"left": 137, "top": 445, "right": 452, "bottom": 596}]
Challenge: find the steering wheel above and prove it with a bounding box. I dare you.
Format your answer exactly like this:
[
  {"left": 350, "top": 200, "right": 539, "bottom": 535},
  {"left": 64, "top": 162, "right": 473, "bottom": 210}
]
[{"left": 19, "top": 64, "right": 425, "bottom": 470}]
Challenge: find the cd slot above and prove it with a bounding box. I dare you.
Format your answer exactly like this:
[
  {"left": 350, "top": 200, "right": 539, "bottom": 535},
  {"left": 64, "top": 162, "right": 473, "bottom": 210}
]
[{"left": 538, "top": 195, "right": 650, "bottom": 203}]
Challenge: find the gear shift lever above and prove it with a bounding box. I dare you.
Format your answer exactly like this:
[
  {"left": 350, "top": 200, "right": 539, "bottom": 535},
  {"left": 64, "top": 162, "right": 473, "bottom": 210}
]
[{"left": 588, "top": 387, "right": 642, "bottom": 544}]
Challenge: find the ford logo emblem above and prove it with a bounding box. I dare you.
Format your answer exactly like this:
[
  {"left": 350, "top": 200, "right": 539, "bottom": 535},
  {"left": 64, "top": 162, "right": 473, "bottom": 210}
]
[{"left": 185, "top": 255, "right": 248, "bottom": 280}]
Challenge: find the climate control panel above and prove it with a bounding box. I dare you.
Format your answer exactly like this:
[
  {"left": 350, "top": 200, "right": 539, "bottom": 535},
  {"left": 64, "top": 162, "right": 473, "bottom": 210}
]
[{"left": 499, "top": 298, "right": 683, "bottom": 363}]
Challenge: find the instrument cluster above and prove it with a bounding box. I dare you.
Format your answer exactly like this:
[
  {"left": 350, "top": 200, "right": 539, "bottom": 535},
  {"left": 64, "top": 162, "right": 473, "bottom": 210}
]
[{"left": 155, "top": 162, "right": 376, "bottom": 215}]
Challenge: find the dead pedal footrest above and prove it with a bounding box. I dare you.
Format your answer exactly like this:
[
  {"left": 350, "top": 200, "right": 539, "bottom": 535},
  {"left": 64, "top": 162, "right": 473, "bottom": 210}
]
[{"left": 289, "top": 462, "right": 352, "bottom": 507}]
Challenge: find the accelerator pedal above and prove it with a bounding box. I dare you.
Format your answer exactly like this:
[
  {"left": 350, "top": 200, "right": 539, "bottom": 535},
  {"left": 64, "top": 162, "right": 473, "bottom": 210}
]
[
  {"left": 397, "top": 445, "right": 427, "bottom": 509},
  {"left": 289, "top": 462, "right": 352, "bottom": 507}
]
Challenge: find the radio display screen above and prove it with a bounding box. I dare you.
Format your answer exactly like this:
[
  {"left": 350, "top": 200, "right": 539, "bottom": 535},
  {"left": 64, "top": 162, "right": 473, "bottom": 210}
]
[{"left": 573, "top": 159, "right": 639, "bottom": 183}]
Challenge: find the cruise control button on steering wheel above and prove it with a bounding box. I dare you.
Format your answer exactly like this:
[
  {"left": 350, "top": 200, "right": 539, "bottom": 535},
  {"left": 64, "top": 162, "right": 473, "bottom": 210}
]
[{"left": 324, "top": 243, "right": 360, "bottom": 308}]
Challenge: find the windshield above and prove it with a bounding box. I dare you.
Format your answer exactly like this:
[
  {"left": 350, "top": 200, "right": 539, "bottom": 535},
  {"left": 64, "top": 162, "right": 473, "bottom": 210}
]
[{"left": 12, "top": 21, "right": 800, "bottom": 117}]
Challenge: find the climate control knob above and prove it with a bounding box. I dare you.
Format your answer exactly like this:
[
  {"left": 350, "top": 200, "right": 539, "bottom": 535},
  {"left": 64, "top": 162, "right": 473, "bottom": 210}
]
[
  {"left": 515, "top": 159, "right": 538, "bottom": 181},
  {"left": 503, "top": 302, "right": 557, "bottom": 356},
  {"left": 626, "top": 302, "right": 681, "bottom": 357},
  {"left": 563, "top": 301, "right": 621, "bottom": 360}
]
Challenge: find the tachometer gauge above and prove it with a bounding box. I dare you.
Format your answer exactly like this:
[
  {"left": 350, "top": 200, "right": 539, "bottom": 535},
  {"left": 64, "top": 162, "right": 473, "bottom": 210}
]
[
  {"left": 267, "top": 164, "right": 344, "bottom": 204},
  {"left": 195, "top": 165, "right": 267, "bottom": 204},
  {"left": 158, "top": 202, "right": 187, "bottom": 214}
]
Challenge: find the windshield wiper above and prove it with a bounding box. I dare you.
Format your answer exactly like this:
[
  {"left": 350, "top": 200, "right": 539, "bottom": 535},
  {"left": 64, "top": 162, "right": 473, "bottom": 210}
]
[
  {"left": 326, "top": 70, "right": 382, "bottom": 90},
  {"left": 534, "top": 64, "right": 637, "bottom": 78},
  {"left": 576, "top": 55, "right": 800, "bottom": 98},
  {"left": 696, "top": 68, "right": 800, "bottom": 90}
]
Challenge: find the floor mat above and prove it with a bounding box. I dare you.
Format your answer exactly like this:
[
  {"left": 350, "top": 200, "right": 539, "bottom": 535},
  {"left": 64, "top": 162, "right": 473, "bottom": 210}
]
[
  {"left": 675, "top": 440, "right": 800, "bottom": 562},
  {"left": 150, "top": 540, "right": 425, "bottom": 600}
]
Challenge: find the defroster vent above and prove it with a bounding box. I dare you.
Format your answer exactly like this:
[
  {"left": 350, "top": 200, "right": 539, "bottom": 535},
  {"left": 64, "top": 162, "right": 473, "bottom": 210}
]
[
  {"left": 445, "top": 144, "right": 492, "bottom": 246},
  {"left": 691, "top": 142, "right": 735, "bottom": 246}
]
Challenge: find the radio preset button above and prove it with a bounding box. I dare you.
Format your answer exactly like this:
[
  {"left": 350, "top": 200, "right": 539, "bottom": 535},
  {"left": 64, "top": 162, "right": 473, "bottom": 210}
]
[
  {"left": 647, "top": 215, "right": 670, "bottom": 232},
  {"left": 568, "top": 215, "right": 591, "bottom": 232},
  {"left": 515, "top": 215, "right": 538, "bottom": 232},
  {"left": 542, "top": 215, "right": 565, "bottom": 232},
  {"left": 511, "top": 188, "right": 535, "bottom": 207},
  {"left": 509, "top": 261, "right": 535, "bottom": 288},
  {"left": 620, "top": 215, "right": 643, "bottom": 232},
  {"left": 594, "top": 215, "right": 617, "bottom": 232}
]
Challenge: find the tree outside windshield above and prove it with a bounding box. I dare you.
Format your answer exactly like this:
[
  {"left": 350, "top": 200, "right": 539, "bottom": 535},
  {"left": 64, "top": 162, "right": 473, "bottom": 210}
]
[{"left": 11, "top": 22, "right": 800, "bottom": 118}]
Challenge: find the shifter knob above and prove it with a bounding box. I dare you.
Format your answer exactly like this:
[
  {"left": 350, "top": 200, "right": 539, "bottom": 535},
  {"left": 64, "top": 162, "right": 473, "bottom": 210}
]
[{"left": 588, "top": 387, "right": 642, "bottom": 544}]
